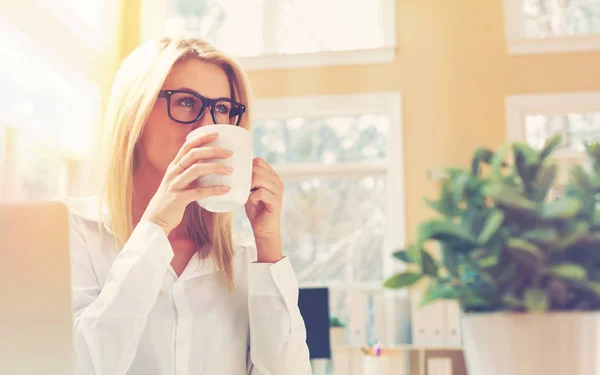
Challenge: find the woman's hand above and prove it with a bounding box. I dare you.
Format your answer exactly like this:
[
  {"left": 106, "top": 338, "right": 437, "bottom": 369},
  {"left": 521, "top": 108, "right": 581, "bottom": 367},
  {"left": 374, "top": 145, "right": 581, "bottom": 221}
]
[
  {"left": 141, "top": 132, "right": 233, "bottom": 236},
  {"left": 245, "top": 158, "right": 284, "bottom": 263}
]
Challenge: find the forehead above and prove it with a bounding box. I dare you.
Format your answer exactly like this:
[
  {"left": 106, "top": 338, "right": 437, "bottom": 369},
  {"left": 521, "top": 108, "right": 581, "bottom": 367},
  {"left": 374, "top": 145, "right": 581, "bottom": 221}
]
[{"left": 163, "top": 59, "right": 231, "bottom": 99}]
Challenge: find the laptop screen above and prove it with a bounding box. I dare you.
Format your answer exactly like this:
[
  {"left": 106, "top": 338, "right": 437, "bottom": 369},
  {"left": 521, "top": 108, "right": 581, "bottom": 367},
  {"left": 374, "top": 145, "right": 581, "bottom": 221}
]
[{"left": 298, "top": 287, "right": 331, "bottom": 360}]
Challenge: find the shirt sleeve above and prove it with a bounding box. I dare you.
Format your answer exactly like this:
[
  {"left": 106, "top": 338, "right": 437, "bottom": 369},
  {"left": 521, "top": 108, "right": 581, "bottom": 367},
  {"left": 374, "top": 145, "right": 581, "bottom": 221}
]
[
  {"left": 69, "top": 215, "right": 173, "bottom": 375},
  {"left": 246, "top": 256, "right": 312, "bottom": 375}
]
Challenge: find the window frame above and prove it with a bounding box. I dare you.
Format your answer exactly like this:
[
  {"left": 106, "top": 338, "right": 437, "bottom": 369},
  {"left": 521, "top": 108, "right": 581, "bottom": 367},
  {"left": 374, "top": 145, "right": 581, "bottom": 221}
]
[
  {"left": 506, "top": 91, "right": 600, "bottom": 157},
  {"left": 0, "top": 19, "right": 102, "bottom": 202},
  {"left": 140, "top": 0, "right": 397, "bottom": 70},
  {"left": 504, "top": 0, "right": 600, "bottom": 54},
  {"left": 505, "top": 91, "right": 600, "bottom": 185},
  {"left": 253, "top": 92, "right": 406, "bottom": 344}
]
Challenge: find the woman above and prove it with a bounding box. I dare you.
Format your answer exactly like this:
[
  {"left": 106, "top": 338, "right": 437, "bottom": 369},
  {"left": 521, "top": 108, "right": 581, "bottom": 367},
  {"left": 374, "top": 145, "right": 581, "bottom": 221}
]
[{"left": 65, "top": 38, "right": 311, "bottom": 374}]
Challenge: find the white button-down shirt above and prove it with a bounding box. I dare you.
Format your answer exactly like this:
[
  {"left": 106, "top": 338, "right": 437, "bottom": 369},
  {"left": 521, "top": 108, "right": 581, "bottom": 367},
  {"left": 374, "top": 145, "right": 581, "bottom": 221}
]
[{"left": 64, "top": 197, "right": 311, "bottom": 375}]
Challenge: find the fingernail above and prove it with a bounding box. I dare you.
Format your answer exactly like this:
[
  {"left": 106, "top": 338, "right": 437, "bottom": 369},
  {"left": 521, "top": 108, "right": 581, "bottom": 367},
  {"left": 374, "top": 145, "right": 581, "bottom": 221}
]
[
  {"left": 224, "top": 166, "right": 234, "bottom": 174},
  {"left": 223, "top": 148, "right": 233, "bottom": 155},
  {"left": 209, "top": 132, "right": 219, "bottom": 137},
  {"left": 221, "top": 185, "right": 231, "bottom": 192}
]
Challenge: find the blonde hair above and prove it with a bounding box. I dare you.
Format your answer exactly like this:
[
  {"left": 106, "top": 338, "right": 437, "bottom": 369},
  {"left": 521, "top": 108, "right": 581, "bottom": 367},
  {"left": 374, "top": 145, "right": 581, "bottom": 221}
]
[{"left": 100, "top": 38, "right": 252, "bottom": 287}]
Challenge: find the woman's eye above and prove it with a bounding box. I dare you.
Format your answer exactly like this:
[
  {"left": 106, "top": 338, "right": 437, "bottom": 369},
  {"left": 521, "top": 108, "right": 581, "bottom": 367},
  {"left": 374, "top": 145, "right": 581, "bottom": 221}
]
[
  {"left": 176, "top": 97, "right": 196, "bottom": 108},
  {"left": 215, "top": 104, "right": 231, "bottom": 114}
]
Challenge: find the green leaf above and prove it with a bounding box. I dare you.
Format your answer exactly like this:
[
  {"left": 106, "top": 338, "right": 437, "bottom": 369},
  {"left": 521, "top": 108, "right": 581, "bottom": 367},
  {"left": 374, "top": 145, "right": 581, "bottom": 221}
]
[
  {"left": 417, "top": 220, "right": 477, "bottom": 247},
  {"left": 571, "top": 165, "right": 593, "bottom": 194},
  {"left": 451, "top": 172, "right": 470, "bottom": 204},
  {"left": 478, "top": 254, "right": 499, "bottom": 268},
  {"left": 420, "top": 283, "right": 457, "bottom": 307},
  {"left": 383, "top": 272, "right": 423, "bottom": 289},
  {"left": 514, "top": 143, "right": 540, "bottom": 185},
  {"left": 534, "top": 163, "right": 558, "bottom": 202},
  {"left": 406, "top": 245, "right": 423, "bottom": 268},
  {"left": 550, "top": 264, "right": 587, "bottom": 280},
  {"left": 542, "top": 197, "right": 583, "bottom": 219},
  {"left": 460, "top": 291, "right": 491, "bottom": 309},
  {"left": 506, "top": 238, "right": 543, "bottom": 260},
  {"left": 557, "top": 221, "right": 591, "bottom": 250},
  {"left": 584, "top": 282, "right": 600, "bottom": 298},
  {"left": 513, "top": 143, "right": 540, "bottom": 165},
  {"left": 424, "top": 183, "right": 459, "bottom": 217},
  {"left": 522, "top": 228, "right": 559, "bottom": 245},
  {"left": 422, "top": 251, "right": 439, "bottom": 277},
  {"left": 591, "top": 175, "right": 600, "bottom": 191},
  {"left": 471, "top": 147, "right": 494, "bottom": 175},
  {"left": 502, "top": 293, "right": 524, "bottom": 309},
  {"left": 490, "top": 142, "right": 511, "bottom": 180},
  {"left": 482, "top": 183, "right": 538, "bottom": 212},
  {"left": 539, "top": 134, "right": 562, "bottom": 160},
  {"left": 585, "top": 142, "right": 600, "bottom": 172},
  {"left": 441, "top": 244, "right": 460, "bottom": 278},
  {"left": 524, "top": 288, "right": 549, "bottom": 313},
  {"left": 477, "top": 210, "right": 505, "bottom": 245},
  {"left": 393, "top": 250, "right": 412, "bottom": 263}
]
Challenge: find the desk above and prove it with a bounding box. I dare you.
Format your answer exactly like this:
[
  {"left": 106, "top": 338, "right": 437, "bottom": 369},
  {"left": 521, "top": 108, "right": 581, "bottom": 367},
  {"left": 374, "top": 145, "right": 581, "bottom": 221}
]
[{"left": 313, "top": 345, "right": 465, "bottom": 375}]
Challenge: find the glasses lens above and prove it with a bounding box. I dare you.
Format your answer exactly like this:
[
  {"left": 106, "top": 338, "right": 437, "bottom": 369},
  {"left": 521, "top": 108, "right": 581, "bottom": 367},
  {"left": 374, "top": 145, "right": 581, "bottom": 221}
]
[
  {"left": 214, "top": 100, "right": 242, "bottom": 125},
  {"left": 169, "top": 92, "right": 205, "bottom": 123}
]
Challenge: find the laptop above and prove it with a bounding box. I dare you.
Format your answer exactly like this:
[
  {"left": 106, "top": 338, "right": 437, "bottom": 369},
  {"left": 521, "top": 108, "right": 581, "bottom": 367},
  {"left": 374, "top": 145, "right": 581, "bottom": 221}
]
[
  {"left": 0, "top": 201, "right": 74, "bottom": 375},
  {"left": 298, "top": 287, "right": 331, "bottom": 360}
]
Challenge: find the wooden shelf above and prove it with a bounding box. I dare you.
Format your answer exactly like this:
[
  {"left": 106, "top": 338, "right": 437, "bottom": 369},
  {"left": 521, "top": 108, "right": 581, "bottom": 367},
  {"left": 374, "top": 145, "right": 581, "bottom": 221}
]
[{"left": 335, "top": 344, "right": 463, "bottom": 352}]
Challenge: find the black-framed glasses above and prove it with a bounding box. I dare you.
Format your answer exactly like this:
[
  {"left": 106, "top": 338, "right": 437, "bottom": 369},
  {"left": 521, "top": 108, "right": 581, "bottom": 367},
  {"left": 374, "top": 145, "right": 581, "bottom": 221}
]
[{"left": 158, "top": 89, "right": 246, "bottom": 126}]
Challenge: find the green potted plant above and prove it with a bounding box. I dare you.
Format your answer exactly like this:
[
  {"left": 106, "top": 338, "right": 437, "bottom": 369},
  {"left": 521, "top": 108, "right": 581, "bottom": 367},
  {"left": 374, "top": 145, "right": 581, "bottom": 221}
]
[
  {"left": 329, "top": 316, "right": 346, "bottom": 347},
  {"left": 384, "top": 134, "right": 600, "bottom": 375}
]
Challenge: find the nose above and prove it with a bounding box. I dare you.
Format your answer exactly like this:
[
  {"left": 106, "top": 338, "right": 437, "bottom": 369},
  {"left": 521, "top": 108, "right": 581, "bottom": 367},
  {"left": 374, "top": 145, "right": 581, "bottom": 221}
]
[{"left": 191, "top": 106, "right": 216, "bottom": 130}]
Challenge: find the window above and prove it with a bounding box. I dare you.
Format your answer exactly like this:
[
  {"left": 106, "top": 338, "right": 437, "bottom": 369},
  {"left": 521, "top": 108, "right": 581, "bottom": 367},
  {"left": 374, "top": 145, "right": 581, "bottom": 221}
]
[
  {"left": 33, "top": 0, "right": 116, "bottom": 52},
  {"left": 0, "top": 20, "right": 101, "bottom": 201},
  {"left": 524, "top": 0, "right": 600, "bottom": 37},
  {"left": 506, "top": 91, "right": 600, "bottom": 184},
  {"left": 525, "top": 112, "right": 600, "bottom": 152},
  {"left": 233, "top": 93, "right": 406, "bottom": 345},
  {"left": 504, "top": 0, "right": 600, "bottom": 53},
  {"left": 141, "top": 0, "right": 397, "bottom": 69}
]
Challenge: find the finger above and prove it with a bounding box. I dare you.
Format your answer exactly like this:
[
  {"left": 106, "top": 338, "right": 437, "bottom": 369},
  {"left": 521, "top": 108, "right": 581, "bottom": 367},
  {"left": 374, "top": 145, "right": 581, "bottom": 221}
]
[
  {"left": 173, "top": 132, "right": 219, "bottom": 165},
  {"left": 253, "top": 157, "right": 277, "bottom": 175},
  {"left": 251, "top": 169, "right": 283, "bottom": 197},
  {"left": 182, "top": 185, "right": 231, "bottom": 204},
  {"left": 178, "top": 147, "right": 233, "bottom": 170},
  {"left": 248, "top": 188, "right": 279, "bottom": 211},
  {"left": 165, "top": 134, "right": 221, "bottom": 180},
  {"left": 171, "top": 163, "right": 233, "bottom": 190}
]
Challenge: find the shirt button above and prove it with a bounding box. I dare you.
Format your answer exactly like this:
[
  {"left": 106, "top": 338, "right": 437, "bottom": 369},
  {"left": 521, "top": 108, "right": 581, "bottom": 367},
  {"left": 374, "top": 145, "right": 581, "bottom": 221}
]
[
  {"left": 178, "top": 320, "right": 188, "bottom": 330},
  {"left": 177, "top": 370, "right": 186, "bottom": 375}
]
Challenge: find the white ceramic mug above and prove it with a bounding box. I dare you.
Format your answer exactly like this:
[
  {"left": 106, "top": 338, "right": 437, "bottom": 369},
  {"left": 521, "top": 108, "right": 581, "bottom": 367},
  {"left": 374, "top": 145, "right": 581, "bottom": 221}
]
[{"left": 186, "top": 124, "right": 253, "bottom": 213}]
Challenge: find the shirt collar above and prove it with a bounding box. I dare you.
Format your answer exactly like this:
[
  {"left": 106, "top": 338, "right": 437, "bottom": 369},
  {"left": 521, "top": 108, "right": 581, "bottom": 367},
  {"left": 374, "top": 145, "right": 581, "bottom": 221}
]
[{"left": 65, "top": 195, "right": 113, "bottom": 234}]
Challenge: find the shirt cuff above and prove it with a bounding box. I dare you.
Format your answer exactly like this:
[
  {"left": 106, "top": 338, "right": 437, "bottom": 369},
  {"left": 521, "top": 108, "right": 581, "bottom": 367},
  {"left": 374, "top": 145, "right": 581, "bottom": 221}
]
[
  {"left": 248, "top": 257, "right": 299, "bottom": 302},
  {"left": 125, "top": 220, "right": 174, "bottom": 269}
]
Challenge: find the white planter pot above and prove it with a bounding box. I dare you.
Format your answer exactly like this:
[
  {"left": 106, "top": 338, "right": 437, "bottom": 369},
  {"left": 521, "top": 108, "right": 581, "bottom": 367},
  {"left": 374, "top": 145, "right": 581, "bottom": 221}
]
[
  {"left": 462, "top": 312, "right": 600, "bottom": 375},
  {"left": 329, "top": 327, "right": 345, "bottom": 347},
  {"left": 362, "top": 356, "right": 391, "bottom": 375}
]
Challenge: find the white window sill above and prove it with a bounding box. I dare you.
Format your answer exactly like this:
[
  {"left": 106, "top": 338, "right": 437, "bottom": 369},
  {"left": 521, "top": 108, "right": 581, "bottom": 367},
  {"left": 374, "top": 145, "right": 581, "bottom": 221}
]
[
  {"left": 236, "top": 46, "right": 396, "bottom": 71},
  {"left": 507, "top": 35, "right": 600, "bottom": 55}
]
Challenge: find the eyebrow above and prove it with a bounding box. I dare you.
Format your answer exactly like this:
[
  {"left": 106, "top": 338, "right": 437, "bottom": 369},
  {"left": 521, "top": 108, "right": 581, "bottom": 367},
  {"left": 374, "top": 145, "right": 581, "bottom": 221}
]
[{"left": 175, "top": 87, "right": 232, "bottom": 101}]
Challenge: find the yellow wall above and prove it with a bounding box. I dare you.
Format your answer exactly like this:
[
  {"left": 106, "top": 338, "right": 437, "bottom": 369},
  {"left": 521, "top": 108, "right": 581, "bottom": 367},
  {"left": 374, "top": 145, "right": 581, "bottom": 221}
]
[
  {"left": 248, "top": 0, "right": 600, "bottom": 239},
  {"left": 121, "top": 0, "right": 600, "bottom": 239}
]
